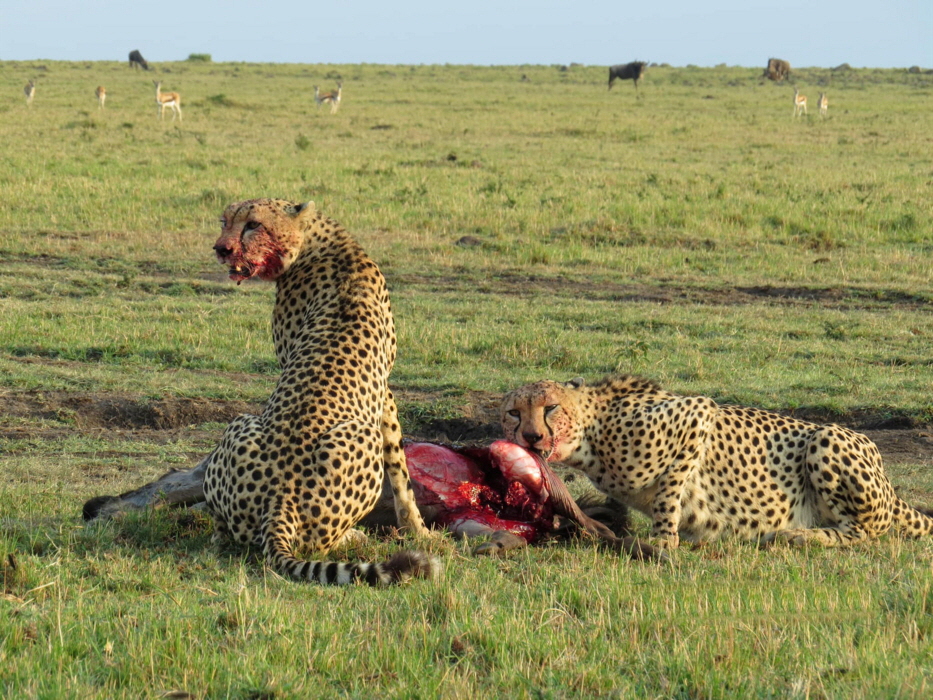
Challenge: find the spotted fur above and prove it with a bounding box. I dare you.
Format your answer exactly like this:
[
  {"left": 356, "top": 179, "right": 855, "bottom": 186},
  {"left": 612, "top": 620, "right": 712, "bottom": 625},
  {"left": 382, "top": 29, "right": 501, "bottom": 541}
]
[
  {"left": 203, "top": 198, "right": 438, "bottom": 585},
  {"left": 501, "top": 375, "right": 933, "bottom": 548}
]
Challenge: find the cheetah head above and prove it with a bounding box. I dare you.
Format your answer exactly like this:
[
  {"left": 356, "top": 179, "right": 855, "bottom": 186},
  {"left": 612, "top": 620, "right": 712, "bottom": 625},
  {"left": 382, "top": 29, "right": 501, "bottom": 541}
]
[
  {"left": 214, "top": 199, "right": 316, "bottom": 284},
  {"left": 500, "top": 378, "right": 586, "bottom": 463}
]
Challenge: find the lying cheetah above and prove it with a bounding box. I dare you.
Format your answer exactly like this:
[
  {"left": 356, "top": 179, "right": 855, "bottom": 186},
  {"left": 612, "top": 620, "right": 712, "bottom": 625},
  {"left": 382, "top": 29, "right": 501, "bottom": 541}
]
[
  {"left": 501, "top": 375, "right": 933, "bottom": 548},
  {"left": 202, "top": 198, "right": 438, "bottom": 585}
]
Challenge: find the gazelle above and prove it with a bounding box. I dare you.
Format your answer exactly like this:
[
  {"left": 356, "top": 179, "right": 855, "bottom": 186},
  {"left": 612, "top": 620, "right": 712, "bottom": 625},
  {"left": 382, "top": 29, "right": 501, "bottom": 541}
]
[
  {"left": 793, "top": 86, "right": 807, "bottom": 117},
  {"left": 817, "top": 92, "right": 828, "bottom": 117},
  {"left": 153, "top": 80, "right": 182, "bottom": 121},
  {"left": 96, "top": 85, "right": 107, "bottom": 109},
  {"left": 318, "top": 82, "right": 342, "bottom": 114},
  {"left": 24, "top": 79, "right": 36, "bottom": 107}
]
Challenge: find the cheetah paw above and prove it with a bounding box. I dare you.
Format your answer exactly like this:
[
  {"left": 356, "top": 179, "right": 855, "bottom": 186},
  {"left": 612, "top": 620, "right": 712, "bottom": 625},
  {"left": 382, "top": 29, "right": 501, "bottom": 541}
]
[
  {"left": 334, "top": 528, "right": 370, "bottom": 549},
  {"left": 473, "top": 530, "right": 527, "bottom": 557},
  {"left": 769, "top": 529, "right": 811, "bottom": 547},
  {"left": 648, "top": 533, "right": 681, "bottom": 550}
]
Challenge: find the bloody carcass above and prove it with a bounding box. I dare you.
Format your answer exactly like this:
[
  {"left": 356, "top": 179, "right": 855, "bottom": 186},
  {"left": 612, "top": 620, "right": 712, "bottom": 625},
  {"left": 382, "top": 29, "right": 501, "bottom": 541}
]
[
  {"left": 405, "top": 440, "right": 558, "bottom": 542},
  {"left": 84, "top": 440, "right": 662, "bottom": 561}
]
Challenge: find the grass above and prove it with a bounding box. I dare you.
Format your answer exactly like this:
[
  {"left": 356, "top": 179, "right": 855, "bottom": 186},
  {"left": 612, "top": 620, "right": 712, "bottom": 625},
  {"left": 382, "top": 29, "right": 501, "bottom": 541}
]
[
  {"left": 0, "top": 59, "right": 932, "bottom": 697},
  {"left": 2, "top": 502, "right": 932, "bottom": 698},
  {"left": 1, "top": 61, "right": 931, "bottom": 409}
]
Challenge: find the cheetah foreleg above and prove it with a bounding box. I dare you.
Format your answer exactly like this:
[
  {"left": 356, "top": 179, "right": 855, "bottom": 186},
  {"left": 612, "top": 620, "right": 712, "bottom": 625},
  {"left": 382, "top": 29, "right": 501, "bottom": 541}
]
[
  {"left": 382, "top": 391, "right": 432, "bottom": 537},
  {"left": 646, "top": 444, "right": 708, "bottom": 550},
  {"left": 648, "top": 494, "right": 682, "bottom": 551},
  {"left": 647, "top": 478, "right": 685, "bottom": 549}
]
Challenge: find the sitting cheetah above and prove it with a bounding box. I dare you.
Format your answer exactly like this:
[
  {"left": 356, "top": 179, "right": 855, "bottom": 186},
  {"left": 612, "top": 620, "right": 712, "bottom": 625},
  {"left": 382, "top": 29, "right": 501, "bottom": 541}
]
[
  {"left": 501, "top": 375, "right": 933, "bottom": 549},
  {"left": 202, "top": 198, "right": 438, "bottom": 585}
]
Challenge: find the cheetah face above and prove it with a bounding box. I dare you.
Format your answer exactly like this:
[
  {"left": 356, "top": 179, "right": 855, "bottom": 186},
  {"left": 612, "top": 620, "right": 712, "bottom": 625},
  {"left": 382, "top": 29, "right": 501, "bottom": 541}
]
[
  {"left": 214, "top": 199, "right": 314, "bottom": 284},
  {"left": 500, "top": 380, "right": 582, "bottom": 463}
]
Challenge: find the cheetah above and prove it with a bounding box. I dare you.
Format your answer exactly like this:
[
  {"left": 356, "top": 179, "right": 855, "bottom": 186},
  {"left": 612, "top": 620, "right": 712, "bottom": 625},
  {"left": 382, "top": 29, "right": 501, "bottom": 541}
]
[
  {"left": 501, "top": 375, "right": 933, "bottom": 549},
  {"left": 202, "top": 198, "right": 438, "bottom": 585}
]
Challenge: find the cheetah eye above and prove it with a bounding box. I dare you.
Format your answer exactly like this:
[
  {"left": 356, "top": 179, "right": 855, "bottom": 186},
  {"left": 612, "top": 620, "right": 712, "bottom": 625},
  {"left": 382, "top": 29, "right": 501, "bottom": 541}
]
[
  {"left": 544, "top": 404, "right": 560, "bottom": 415},
  {"left": 244, "top": 220, "right": 260, "bottom": 232},
  {"left": 506, "top": 409, "right": 520, "bottom": 418}
]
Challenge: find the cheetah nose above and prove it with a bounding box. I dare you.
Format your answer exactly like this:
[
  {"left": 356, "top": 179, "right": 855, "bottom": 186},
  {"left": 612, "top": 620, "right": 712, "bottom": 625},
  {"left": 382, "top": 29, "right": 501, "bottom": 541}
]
[
  {"left": 522, "top": 431, "right": 543, "bottom": 446},
  {"left": 214, "top": 243, "right": 232, "bottom": 258}
]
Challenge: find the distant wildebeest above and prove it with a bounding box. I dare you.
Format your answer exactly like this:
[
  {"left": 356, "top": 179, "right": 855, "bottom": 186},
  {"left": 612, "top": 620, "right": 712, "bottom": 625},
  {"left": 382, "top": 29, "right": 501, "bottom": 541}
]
[
  {"left": 763, "top": 58, "right": 791, "bottom": 81},
  {"left": 129, "top": 50, "right": 150, "bottom": 71},
  {"left": 608, "top": 62, "right": 647, "bottom": 91}
]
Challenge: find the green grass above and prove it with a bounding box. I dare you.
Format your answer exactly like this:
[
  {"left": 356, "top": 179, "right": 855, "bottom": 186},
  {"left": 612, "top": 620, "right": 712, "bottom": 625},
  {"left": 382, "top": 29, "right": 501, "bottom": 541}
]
[
  {"left": 1, "top": 61, "right": 931, "bottom": 410},
  {"left": 1, "top": 60, "right": 932, "bottom": 697},
  {"left": 2, "top": 502, "right": 932, "bottom": 698}
]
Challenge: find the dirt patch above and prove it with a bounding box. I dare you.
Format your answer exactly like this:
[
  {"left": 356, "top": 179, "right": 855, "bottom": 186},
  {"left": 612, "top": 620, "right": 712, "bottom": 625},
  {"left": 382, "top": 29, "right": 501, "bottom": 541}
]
[
  {"left": 392, "top": 274, "right": 933, "bottom": 310},
  {"left": 8, "top": 255, "right": 931, "bottom": 311},
  {"left": 864, "top": 430, "right": 933, "bottom": 466},
  {"left": 1, "top": 389, "right": 930, "bottom": 467},
  {"left": 1, "top": 389, "right": 259, "bottom": 432},
  {"left": 69, "top": 395, "right": 257, "bottom": 431}
]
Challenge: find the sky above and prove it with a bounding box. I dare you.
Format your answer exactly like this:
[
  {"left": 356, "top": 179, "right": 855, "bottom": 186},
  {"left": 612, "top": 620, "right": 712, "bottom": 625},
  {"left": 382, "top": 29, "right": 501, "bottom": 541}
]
[{"left": 2, "top": 1, "right": 931, "bottom": 68}]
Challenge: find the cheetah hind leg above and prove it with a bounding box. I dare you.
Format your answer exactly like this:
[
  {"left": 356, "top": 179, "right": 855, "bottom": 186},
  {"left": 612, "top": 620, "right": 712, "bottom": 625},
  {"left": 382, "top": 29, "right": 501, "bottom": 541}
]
[
  {"left": 382, "top": 390, "right": 433, "bottom": 537},
  {"left": 261, "top": 422, "right": 438, "bottom": 585},
  {"left": 769, "top": 426, "right": 890, "bottom": 547},
  {"left": 768, "top": 523, "right": 871, "bottom": 547}
]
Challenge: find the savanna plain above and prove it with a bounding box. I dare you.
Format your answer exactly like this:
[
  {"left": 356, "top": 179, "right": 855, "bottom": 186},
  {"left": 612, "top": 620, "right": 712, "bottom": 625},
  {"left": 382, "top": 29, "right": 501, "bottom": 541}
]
[{"left": 1, "top": 59, "right": 932, "bottom": 698}]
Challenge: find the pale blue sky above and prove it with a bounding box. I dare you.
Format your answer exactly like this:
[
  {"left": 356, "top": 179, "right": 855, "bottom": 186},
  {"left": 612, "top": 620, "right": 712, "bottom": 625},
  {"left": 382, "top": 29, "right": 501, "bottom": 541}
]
[{"left": 3, "top": 1, "right": 930, "bottom": 67}]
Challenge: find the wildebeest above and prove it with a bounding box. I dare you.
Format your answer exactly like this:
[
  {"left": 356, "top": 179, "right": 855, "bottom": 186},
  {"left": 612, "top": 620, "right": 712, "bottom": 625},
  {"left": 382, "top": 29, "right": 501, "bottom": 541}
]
[
  {"left": 762, "top": 58, "right": 790, "bottom": 81},
  {"left": 608, "top": 62, "right": 647, "bottom": 91},
  {"left": 128, "top": 50, "right": 150, "bottom": 71}
]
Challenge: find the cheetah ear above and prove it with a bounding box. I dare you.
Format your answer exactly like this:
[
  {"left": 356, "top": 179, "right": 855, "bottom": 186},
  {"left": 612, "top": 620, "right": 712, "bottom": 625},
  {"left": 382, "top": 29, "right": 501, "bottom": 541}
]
[
  {"left": 565, "top": 377, "right": 585, "bottom": 389},
  {"left": 293, "top": 201, "right": 316, "bottom": 220}
]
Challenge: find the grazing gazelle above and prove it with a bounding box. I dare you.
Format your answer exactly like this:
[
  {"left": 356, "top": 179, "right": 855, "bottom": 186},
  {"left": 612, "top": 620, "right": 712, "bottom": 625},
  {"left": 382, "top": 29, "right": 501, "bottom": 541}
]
[
  {"left": 817, "top": 92, "right": 828, "bottom": 117},
  {"left": 24, "top": 79, "right": 36, "bottom": 107},
  {"left": 153, "top": 80, "right": 182, "bottom": 121},
  {"left": 96, "top": 85, "right": 107, "bottom": 109},
  {"left": 318, "top": 82, "right": 342, "bottom": 113},
  {"left": 793, "top": 86, "right": 807, "bottom": 117}
]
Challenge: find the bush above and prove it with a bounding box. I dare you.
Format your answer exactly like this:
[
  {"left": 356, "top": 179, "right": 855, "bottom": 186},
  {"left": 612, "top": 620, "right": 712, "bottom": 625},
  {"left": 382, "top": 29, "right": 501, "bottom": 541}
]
[
  {"left": 207, "top": 94, "right": 235, "bottom": 107},
  {"left": 187, "top": 53, "right": 212, "bottom": 63}
]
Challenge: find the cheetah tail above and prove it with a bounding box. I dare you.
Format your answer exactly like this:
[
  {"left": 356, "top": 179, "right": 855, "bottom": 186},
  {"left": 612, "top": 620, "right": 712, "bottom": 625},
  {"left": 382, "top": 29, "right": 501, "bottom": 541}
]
[
  {"left": 894, "top": 498, "right": 933, "bottom": 539},
  {"left": 269, "top": 547, "right": 442, "bottom": 586}
]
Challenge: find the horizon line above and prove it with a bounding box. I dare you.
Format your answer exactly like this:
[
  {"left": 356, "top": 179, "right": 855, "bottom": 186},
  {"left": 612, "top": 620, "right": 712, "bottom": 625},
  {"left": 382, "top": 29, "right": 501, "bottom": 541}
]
[{"left": 2, "top": 58, "right": 929, "bottom": 70}]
